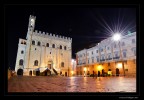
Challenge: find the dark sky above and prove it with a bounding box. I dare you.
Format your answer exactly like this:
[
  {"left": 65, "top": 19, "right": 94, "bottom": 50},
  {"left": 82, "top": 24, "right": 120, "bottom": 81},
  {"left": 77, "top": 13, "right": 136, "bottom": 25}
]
[{"left": 5, "top": 5, "right": 136, "bottom": 70}]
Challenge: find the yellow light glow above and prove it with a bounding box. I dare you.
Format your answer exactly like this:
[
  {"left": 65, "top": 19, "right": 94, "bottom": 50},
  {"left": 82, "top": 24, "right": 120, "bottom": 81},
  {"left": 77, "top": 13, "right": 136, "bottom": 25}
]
[
  {"left": 71, "top": 71, "right": 73, "bottom": 74},
  {"left": 117, "top": 63, "right": 122, "bottom": 68},
  {"left": 97, "top": 65, "right": 102, "bottom": 71},
  {"left": 84, "top": 67, "right": 87, "bottom": 71},
  {"left": 108, "top": 71, "right": 112, "bottom": 75}
]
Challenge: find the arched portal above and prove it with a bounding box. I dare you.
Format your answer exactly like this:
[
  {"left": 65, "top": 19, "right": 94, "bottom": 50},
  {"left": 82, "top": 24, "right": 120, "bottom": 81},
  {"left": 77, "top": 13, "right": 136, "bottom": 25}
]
[{"left": 17, "top": 69, "right": 23, "bottom": 75}]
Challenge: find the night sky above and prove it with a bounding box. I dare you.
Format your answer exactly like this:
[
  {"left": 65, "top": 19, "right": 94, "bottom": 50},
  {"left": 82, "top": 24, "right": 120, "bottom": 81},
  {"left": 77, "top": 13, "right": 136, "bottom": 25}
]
[{"left": 5, "top": 5, "right": 136, "bottom": 70}]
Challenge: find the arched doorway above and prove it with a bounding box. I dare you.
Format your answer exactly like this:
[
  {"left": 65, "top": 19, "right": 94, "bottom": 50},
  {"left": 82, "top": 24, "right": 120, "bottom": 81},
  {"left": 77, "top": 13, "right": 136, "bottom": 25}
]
[
  {"left": 98, "top": 71, "right": 100, "bottom": 77},
  {"left": 65, "top": 72, "right": 67, "bottom": 76},
  {"left": 29, "top": 70, "right": 32, "bottom": 76},
  {"left": 116, "top": 68, "right": 120, "bottom": 76},
  {"left": 17, "top": 69, "right": 23, "bottom": 75}
]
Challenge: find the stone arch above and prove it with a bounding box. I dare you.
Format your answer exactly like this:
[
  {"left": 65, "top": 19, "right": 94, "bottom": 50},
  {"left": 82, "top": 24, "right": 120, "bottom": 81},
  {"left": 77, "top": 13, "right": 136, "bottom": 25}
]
[
  {"left": 32, "top": 40, "right": 35, "bottom": 45},
  {"left": 17, "top": 69, "right": 23, "bottom": 75},
  {"left": 34, "top": 60, "right": 38, "bottom": 66},
  {"left": 52, "top": 44, "right": 55, "bottom": 48},
  {"left": 60, "top": 45, "right": 62, "bottom": 49},
  {"left": 37, "top": 41, "right": 41, "bottom": 46}
]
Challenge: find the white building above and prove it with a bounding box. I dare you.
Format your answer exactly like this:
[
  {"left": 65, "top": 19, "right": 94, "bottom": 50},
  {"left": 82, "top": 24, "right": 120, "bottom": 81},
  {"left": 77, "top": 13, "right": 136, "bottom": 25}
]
[
  {"left": 76, "top": 32, "right": 136, "bottom": 76},
  {"left": 15, "top": 15, "right": 72, "bottom": 76}
]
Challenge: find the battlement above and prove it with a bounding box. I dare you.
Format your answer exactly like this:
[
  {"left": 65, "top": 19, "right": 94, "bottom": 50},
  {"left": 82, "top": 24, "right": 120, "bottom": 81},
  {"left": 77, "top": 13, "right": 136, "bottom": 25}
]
[{"left": 33, "top": 30, "right": 72, "bottom": 42}]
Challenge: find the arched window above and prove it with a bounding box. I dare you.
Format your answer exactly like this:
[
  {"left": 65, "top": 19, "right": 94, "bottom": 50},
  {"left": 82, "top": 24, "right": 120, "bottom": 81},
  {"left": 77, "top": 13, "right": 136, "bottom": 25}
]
[
  {"left": 32, "top": 40, "right": 35, "bottom": 45},
  {"left": 52, "top": 44, "right": 55, "bottom": 48},
  {"left": 61, "top": 62, "right": 64, "bottom": 67},
  {"left": 34, "top": 60, "right": 38, "bottom": 66},
  {"left": 60, "top": 45, "right": 62, "bottom": 49},
  {"left": 46, "top": 43, "right": 49, "bottom": 47},
  {"left": 19, "top": 59, "right": 23, "bottom": 65},
  {"left": 21, "top": 41, "right": 23, "bottom": 44},
  {"left": 21, "top": 50, "right": 24, "bottom": 54},
  {"left": 24, "top": 41, "right": 26, "bottom": 45},
  {"left": 37, "top": 41, "right": 41, "bottom": 46}
]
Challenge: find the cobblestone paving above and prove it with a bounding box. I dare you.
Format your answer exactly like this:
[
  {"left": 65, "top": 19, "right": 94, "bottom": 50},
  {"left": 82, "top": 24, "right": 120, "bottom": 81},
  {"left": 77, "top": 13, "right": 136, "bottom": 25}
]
[{"left": 8, "top": 76, "right": 136, "bottom": 92}]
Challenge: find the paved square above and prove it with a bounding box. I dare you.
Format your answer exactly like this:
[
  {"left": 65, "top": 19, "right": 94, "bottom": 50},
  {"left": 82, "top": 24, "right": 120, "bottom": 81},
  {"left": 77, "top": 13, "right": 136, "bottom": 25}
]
[{"left": 8, "top": 76, "right": 136, "bottom": 92}]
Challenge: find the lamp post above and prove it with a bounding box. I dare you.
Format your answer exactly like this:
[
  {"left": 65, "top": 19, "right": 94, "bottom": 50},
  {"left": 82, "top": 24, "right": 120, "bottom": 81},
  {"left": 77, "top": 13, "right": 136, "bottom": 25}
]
[{"left": 113, "top": 33, "right": 125, "bottom": 76}]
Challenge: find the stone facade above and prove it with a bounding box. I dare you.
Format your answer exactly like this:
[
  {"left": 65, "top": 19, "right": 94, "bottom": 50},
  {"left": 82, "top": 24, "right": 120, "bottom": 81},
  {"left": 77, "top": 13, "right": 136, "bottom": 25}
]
[
  {"left": 76, "top": 32, "right": 136, "bottom": 77},
  {"left": 15, "top": 15, "right": 72, "bottom": 76}
]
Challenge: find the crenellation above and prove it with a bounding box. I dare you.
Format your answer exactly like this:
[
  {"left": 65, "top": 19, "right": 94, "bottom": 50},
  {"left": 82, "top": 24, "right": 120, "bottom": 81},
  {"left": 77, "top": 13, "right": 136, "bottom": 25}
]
[
  {"left": 42, "top": 32, "right": 45, "bottom": 35},
  {"left": 15, "top": 15, "right": 72, "bottom": 76}
]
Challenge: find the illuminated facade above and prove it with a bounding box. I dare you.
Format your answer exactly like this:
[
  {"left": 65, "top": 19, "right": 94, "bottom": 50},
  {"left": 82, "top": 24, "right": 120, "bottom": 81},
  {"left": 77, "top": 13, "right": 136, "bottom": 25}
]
[
  {"left": 15, "top": 15, "right": 72, "bottom": 76},
  {"left": 76, "top": 32, "right": 136, "bottom": 76}
]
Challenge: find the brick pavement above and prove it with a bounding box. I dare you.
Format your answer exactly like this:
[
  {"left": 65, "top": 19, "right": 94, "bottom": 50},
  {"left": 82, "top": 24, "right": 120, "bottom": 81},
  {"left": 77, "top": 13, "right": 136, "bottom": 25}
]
[{"left": 8, "top": 76, "right": 136, "bottom": 92}]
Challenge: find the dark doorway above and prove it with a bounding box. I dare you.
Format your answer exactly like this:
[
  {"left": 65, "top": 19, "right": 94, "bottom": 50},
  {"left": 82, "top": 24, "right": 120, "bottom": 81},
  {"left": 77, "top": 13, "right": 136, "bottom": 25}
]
[
  {"left": 17, "top": 69, "right": 23, "bottom": 75},
  {"left": 65, "top": 72, "right": 67, "bottom": 76},
  {"left": 116, "top": 68, "right": 120, "bottom": 76},
  {"left": 36, "top": 71, "right": 40, "bottom": 76},
  {"left": 102, "top": 69, "right": 104, "bottom": 77},
  {"left": 98, "top": 71, "right": 100, "bottom": 77},
  {"left": 44, "top": 71, "right": 47, "bottom": 76},
  {"left": 60, "top": 71, "right": 62, "bottom": 75},
  {"left": 29, "top": 70, "right": 32, "bottom": 76}
]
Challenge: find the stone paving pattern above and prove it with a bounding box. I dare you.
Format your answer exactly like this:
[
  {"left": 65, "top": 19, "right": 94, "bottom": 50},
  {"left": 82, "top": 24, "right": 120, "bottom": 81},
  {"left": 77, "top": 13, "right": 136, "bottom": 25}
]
[{"left": 8, "top": 76, "right": 136, "bottom": 92}]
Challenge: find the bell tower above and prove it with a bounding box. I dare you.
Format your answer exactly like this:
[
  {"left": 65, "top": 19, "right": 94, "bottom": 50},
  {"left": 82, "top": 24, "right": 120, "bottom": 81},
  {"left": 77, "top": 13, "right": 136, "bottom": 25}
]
[{"left": 26, "top": 15, "right": 36, "bottom": 39}]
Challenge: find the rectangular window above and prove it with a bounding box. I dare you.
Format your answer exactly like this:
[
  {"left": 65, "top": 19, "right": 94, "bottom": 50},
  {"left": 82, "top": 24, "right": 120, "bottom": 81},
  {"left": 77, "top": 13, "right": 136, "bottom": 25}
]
[
  {"left": 92, "top": 57, "right": 94, "bottom": 63},
  {"left": 123, "top": 52, "right": 127, "bottom": 58},
  {"left": 97, "top": 56, "right": 99, "bottom": 62}
]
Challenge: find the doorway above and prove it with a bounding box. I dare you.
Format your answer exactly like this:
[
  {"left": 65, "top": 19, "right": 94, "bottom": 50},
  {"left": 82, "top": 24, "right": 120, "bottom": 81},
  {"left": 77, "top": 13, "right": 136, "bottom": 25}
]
[
  {"left": 17, "top": 69, "right": 23, "bottom": 75},
  {"left": 116, "top": 68, "right": 120, "bottom": 76},
  {"left": 98, "top": 71, "right": 100, "bottom": 77},
  {"left": 29, "top": 70, "right": 32, "bottom": 76},
  {"left": 65, "top": 72, "right": 67, "bottom": 76}
]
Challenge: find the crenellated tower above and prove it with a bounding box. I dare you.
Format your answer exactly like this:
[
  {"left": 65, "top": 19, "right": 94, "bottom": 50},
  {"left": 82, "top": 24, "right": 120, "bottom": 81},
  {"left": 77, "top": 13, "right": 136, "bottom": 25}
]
[{"left": 24, "top": 15, "right": 36, "bottom": 74}]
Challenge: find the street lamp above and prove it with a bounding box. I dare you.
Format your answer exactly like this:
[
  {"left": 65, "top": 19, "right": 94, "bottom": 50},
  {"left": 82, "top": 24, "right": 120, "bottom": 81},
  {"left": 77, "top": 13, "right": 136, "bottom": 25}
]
[{"left": 112, "top": 33, "right": 125, "bottom": 76}]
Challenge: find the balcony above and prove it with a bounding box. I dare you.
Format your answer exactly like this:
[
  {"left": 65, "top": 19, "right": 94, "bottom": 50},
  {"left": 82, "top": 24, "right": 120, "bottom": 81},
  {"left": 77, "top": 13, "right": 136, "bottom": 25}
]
[
  {"left": 113, "top": 56, "right": 120, "bottom": 59},
  {"left": 106, "top": 58, "right": 112, "bottom": 60},
  {"left": 100, "top": 59, "right": 105, "bottom": 62}
]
